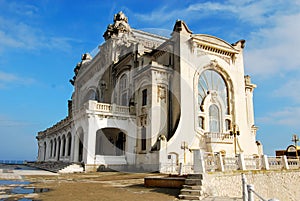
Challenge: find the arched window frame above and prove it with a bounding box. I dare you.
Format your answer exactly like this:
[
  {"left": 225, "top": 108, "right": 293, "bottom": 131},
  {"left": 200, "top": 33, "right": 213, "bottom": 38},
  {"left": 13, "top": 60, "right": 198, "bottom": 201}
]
[{"left": 196, "top": 68, "right": 232, "bottom": 134}]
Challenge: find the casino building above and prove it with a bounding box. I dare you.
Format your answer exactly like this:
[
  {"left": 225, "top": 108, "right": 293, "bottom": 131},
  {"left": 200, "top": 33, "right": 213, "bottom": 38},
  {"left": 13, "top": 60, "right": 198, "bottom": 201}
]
[{"left": 36, "top": 12, "right": 262, "bottom": 172}]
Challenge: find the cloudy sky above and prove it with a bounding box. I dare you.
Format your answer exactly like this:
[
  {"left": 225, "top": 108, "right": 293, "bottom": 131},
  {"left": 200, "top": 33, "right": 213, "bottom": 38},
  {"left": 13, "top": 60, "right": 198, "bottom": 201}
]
[{"left": 0, "top": 0, "right": 300, "bottom": 160}]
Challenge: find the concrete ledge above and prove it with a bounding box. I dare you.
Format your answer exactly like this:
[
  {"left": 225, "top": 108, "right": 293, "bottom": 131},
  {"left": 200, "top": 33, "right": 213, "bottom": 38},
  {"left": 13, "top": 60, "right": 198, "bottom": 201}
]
[{"left": 144, "top": 176, "right": 186, "bottom": 188}]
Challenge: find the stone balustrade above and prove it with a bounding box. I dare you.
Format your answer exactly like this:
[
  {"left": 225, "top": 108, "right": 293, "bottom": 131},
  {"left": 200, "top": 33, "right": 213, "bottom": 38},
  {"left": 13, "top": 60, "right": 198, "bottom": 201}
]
[
  {"left": 160, "top": 152, "right": 300, "bottom": 174},
  {"left": 85, "top": 100, "right": 131, "bottom": 116},
  {"left": 204, "top": 132, "right": 233, "bottom": 143}
]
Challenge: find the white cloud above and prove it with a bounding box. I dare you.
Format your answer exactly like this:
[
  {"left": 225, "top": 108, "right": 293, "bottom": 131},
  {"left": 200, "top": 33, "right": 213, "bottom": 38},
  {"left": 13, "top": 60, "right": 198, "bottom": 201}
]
[
  {"left": 245, "top": 13, "right": 300, "bottom": 77},
  {"left": 257, "top": 107, "right": 300, "bottom": 127},
  {"left": 0, "top": 71, "right": 35, "bottom": 89},
  {"left": 133, "top": 1, "right": 298, "bottom": 26},
  {"left": 0, "top": 16, "right": 76, "bottom": 53}
]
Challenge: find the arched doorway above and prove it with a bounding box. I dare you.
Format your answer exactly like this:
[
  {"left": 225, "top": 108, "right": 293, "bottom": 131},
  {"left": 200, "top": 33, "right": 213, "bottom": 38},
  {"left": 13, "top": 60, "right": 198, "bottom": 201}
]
[
  {"left": 79, "top": 133, "right": 84, "bottom": 162},
  {"left": 95, "top": 128, "right": 126, "bottom": 156},
  {"left": 75, "top": 128, "right": 84, "bottom": 162},
  {"left": 62, "top": 135, "right": 66, "bottom": 157},
  {"left": 57, "top": 137, "right": 61, "bottom": 161},
  {"left": 43, "top": 142, "right": 47, "bottom": 161},
  {"left": 67, "top": 133, "right": 72, "bottom": 156}
]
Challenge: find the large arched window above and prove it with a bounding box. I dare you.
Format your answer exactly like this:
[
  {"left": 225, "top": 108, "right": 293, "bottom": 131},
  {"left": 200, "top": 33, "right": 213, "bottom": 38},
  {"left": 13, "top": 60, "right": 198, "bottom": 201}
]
[
  {"left": 198, "top": 69, "right": 230, "bottom": 133},
  {"left": 198, "top": 70, "right": 229, "bottom": 114}
]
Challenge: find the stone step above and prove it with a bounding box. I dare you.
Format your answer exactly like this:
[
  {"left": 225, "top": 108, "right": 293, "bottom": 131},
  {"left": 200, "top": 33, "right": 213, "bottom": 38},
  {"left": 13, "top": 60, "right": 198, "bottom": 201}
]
[
  {"left": 180, "top": 189, "right": 203, "bottom": 196},
  {"left": 187, "top": 174, "right": 203, "bottom": 179},
  {"left": 185, "top": 179, "right": 202, "bottom": 186},
  {"left": 178, "top": 194, "right": 202, "bottom": 200},
  {"left": 182, "top": 185, "right": 203, "bottom": 190}
]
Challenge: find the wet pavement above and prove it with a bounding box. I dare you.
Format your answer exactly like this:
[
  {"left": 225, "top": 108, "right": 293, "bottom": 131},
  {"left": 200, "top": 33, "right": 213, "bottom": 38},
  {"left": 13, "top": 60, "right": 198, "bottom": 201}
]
[{"left": 0, "top": 164, "right": 55, "bottom": 200}]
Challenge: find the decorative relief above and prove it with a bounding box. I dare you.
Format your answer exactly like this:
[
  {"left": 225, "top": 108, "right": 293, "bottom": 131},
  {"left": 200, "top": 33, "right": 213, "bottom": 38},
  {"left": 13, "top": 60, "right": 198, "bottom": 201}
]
[
  {"left": 210, "top": 91, "right": 218, "bottom": 103},
  {"left": 103, "top": 11, "right": 132, "bottom": 40},
  {"left": 139, "top": 115, "right": 147, "bottom": 127},
  {"left": 192, "top": 40, "right": 235, "bottom": 64},
  {"left": 157, "top": 85, "right": 167, "bottom": 103}
]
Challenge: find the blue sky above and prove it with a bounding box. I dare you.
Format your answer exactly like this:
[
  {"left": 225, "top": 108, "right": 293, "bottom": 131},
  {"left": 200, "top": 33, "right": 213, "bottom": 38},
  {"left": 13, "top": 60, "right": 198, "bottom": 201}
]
[{"left": 1, "top": 0, "right": 300, "bottom": 160}]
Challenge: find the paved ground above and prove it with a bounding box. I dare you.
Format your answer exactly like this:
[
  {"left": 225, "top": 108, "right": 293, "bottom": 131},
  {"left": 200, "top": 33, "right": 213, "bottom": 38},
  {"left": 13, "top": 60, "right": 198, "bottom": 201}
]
[
  {"left": 201, "top": 197, "right": 242, "bottom": 201},
  {"left": 0, "top": 165, "right": 243, "bottom": 201}
]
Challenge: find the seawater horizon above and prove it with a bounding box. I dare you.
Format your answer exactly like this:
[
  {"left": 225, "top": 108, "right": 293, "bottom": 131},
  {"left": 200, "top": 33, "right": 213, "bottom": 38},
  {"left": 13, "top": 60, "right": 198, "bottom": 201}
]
[{"left": 0, "top": 160, "right": 35, "bottom": 164}]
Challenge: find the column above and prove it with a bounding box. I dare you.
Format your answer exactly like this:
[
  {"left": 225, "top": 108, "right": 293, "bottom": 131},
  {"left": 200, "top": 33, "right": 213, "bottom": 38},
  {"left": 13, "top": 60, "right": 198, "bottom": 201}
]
[
  {"left": 73, "top": 134, "right": 79, "bottom": 162},
  {"left": 65, "top": 136, "right": 69, "bottom": 159},
  {"left": 86, "top": 114, "right": 97, "bottom": 165},
  {"left": 55, "top": 140, "right": 59, "bottom": 161}
]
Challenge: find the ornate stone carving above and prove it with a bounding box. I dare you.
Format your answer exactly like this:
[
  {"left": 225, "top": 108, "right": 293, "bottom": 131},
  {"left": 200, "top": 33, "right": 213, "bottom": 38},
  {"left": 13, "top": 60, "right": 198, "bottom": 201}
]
[
  {"left": 157, "top": 85, "right": 167, "bottom": 103},
  {"left": 210, "top": 91, "right": 218, "bottom": 103},
  {"left": 70, "top": 53, "right": 93, "bottom": 85},
  {"left": 103, "top": 11, "right": 132, "bottom": 40}
]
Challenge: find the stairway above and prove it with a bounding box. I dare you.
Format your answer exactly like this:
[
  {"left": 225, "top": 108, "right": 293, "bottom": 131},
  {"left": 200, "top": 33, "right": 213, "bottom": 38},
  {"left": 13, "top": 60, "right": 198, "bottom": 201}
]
[
  {"left": 27, "top": 161, "right": 84, "bottom": 173},
  {"left": 178, "top": 174, "right": 207, "bottom": 200}
]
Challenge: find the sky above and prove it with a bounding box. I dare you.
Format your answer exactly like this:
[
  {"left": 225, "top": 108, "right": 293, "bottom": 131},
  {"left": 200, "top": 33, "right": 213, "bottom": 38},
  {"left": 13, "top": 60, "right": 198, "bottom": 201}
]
[{"left": 1, "top": 0, "right": 300, "bottom": 160}]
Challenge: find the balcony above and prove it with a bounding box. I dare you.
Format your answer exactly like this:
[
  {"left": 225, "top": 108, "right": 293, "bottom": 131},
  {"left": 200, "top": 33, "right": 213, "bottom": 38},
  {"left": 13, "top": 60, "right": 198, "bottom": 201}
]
[
  {"left": 205, "top": 132, "right": 233, "bottom": 144},
  {"left": 84, "top": 100, "right": 134, "bottom": 117}
]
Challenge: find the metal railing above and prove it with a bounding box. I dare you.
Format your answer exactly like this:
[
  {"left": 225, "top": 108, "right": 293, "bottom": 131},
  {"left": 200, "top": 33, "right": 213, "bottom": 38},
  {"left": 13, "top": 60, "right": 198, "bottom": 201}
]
[{"left": 242, "top": 174, "right": 280, "bottom": 201}]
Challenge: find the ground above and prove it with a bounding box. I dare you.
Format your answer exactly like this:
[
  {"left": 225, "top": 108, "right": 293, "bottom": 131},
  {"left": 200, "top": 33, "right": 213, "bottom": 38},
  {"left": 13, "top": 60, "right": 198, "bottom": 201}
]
[
  {"left": 0, "top": 165, "right": 243, "bottom": 200},
  {"left": 26, "top": 172, "right": 181, "bottom": 201}
]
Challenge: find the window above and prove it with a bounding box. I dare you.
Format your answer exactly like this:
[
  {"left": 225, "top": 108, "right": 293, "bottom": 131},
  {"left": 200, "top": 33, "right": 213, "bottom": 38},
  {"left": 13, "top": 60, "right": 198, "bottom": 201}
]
[
  {"left": 84, "top": 89, "right": 98, "bottom": 103},
  {"left": 119, "top": 74, "right": 128, "bottom": 106},
  {"left": 142, "top": 89, "right": 147, "bottom": 106},
  {"left": 209, "top": 104, "right": 220, "bottom": 133},
  {"left": 198, "top": 70, "right": 229, "bottom": 114},
  {"left": 199, "top": 116, "right": 204, "bottom": 129},
  {"left": 225, "top": 119, "right": 231, "bottom": 131},
  {"left": 141, "top": 127, "right": 146, "bottom": 151}
]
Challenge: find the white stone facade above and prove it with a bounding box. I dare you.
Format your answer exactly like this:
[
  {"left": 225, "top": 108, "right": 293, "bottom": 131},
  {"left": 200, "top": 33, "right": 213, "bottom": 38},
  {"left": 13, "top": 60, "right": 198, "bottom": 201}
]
[{"left": 37, "top": 12, "right": 262, "bottom": 172}]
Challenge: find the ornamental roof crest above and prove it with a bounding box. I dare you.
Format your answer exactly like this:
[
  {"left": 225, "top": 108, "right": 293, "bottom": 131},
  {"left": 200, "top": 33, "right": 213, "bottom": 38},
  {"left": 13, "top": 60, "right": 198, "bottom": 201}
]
[{"left": 103, "top": 11, "right": 132, "bottom": 40}]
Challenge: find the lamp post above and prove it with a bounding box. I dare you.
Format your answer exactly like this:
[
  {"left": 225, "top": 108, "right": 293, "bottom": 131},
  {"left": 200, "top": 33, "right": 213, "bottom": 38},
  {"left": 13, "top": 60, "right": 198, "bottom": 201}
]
[
  {"left": 230, "top": 124, "right": 240, "bottom": 155},
  {"left": 291, "top": 134, "right": 299, "bottom": 159}
]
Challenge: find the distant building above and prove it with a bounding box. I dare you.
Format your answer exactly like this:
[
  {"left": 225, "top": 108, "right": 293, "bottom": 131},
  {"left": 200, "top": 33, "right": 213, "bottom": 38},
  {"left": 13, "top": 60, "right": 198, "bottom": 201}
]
[
  {"left": 36, "top": 12, "right": 262, "bottom": 172},
  {"left": 276, "top": 145, "right": 300, "bottom": 158}
]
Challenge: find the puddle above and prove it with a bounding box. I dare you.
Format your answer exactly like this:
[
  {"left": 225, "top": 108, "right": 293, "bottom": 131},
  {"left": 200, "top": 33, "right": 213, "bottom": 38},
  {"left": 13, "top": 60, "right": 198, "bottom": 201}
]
[
  {"left": 11, "top": 186, "right": 49, "bottom": 194},
  {"left": 0, "top": 180, "right": 50, "bottom": 200},
  {"left": 0, "top": 180, "right": 30, "bottom": 185}
]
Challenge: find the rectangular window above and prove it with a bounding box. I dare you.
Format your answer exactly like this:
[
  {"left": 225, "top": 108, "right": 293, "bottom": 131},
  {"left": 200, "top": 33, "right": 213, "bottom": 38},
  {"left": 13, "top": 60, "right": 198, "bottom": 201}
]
[
  {"left": 141, "top": 127, "right": 146, "bottom": 151},
  {"left": 142, "top": 89, "right": 147, "bottom": 106}
]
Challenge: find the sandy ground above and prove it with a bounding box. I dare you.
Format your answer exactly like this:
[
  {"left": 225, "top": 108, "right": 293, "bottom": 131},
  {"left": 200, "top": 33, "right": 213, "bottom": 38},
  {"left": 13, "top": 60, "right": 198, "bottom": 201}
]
[{"left": 24, "top": 172, "right": 180, "bottom": 201}]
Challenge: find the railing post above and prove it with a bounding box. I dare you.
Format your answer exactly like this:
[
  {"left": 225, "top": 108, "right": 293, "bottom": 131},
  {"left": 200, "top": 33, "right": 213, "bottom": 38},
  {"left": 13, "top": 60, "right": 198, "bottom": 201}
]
[
  {"left": 178, "top": 162, "right": 183, "bottom": 175},
  {"left": 282, "top": 155, "right": 289, "bottom": 170},
  {"left": 242, "top": 174, "right": 248, "bottom": 201},
  {"left": 238, "top": 153, "right": 246, "bottom": 170},
  {"left": 247, "top": 184, "right": 254, "bottom": 201},
  {"left": 217, "top": 153, "right": 224, "bottom": 172},
  {"left": 262, "top": 155, "right": 270, "bottom": 170},
  {"left": 193, "top": 149, "right": 206, "bottom": 173}
]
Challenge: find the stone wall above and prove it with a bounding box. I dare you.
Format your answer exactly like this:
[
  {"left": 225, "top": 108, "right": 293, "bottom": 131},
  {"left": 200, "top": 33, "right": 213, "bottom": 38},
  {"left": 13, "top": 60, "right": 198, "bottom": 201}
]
[{"left": 203, "top": 170, "right": 300, "bottom": 201}]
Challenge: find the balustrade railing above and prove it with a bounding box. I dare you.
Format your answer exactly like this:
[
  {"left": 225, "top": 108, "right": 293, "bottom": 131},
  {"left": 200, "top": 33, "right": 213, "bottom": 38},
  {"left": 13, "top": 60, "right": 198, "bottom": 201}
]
[
  {"left": 244, "top": 155, "right": 261, "bottom": 170},
  {"left": 268, "top": 156, "right": 282, "bottom": 170},
  {"left": 160, "top": 153, "right": 300, "bottom": 174},
  {"left": 223, "top": 156, "right": 239, "bottom": 171},
  {"left": 86, "top": 101, "right": 131, "bottom": 116},
  {"left": 287, "top": 158, "right": 300, "bottom": 169},
  {"left": 205, "top": 132, "right": 233, "bottom": 142},
  {"left": 204, "top": 154, "right": 218, "bottom": 172}
]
